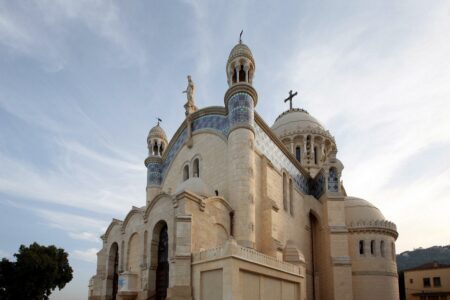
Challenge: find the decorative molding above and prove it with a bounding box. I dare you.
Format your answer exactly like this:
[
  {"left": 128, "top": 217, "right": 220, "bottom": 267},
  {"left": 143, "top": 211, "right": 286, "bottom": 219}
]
[
  {"left": 176, "top": 215, "right": 192, "bottom": 222},
  {"left": 224, "top": 83, "right": 258, "bottom": 107},
  {"left": 192, "top": 240, "right": 302, "bottom": 277},
  {"left": 102, "top": 218, "right": 123, "bottom": 241},
  {"left": 174, "top": 190, "right": 205, "bottom": 211},
  {"left": 121, "top": 207, "right": 144, "bottom": 233},
  {"left": 352, "top": 270, "right": 398, "bottom": 277},
  {"left": 332, "top": 256, "right": 352, "bottom": 266},
  {"left": 347, "top": 220, "right": 398, "bottom": 239},
  {"left": 329, "top": 225, "right": 349, "bottom": 233},
  {"left": 203, "top": 197, "right": 233, "bottom": 212},
  {"left": 144, "top": 192, "right": 171, "bottom": 221}
]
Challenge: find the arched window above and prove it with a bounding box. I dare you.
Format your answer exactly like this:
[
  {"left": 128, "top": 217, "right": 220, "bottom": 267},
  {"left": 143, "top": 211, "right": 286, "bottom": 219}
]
[
  {"left": 380, "top": 240, "right": 385, "bottom": 257},
  {"left": 328, "top": 167, "right": 339, "bottom": 192},
  {"left": 282, "top": 173, "right": 287, "bottom": 211},
  {"left": 359, "top": 240, "right": 365, "bottom": 255},
  {"left": 232, "top": 69, "right": 237, "bottom": 83},
  {"left": 295, "top": 146, "right": 301, "bottom": 162},
  {"left": 193, "top": 159, "right": 199, "bottom": 177},
  {"left": 289, "top": 179, "right": 294, "bottom": 216},
  {"left": 239, "top": 66, "right": 245, "bottom": 82},
  {"left": 183, "top": 165, "right": 189, "bottom": 181},
  {"left": 153, "top": 141, "right": 158, "bottom": 156},
  {"left": 314, "top": 146, "right": 318, "bottom": 164},
  {"left": 370, "top": 240, "right": 375, "bottom": 255}
]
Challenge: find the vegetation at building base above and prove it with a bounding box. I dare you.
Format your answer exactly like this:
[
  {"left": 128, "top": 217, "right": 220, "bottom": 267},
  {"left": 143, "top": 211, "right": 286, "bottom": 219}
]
[
  {"left": 396, "top": 245, "right": 450, "bottom": 300},
  {"left": 0, "top": 242, "right": 73, "bottom": 300}
]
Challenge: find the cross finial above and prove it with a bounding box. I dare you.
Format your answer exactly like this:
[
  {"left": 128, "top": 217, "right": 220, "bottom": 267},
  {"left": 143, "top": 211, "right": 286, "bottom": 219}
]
[
  {"left": 239, "top": 30, "right": 243, "bottom": 44},
  {"left": 284, "top": 90, "right": 298, "bottom": 110},
  {"left": 156, "top": 117, "right": 162, "bottom": 125}
]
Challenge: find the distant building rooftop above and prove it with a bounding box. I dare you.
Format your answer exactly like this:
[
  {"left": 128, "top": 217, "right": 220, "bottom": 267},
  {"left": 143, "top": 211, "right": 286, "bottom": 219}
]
[{"left": 404, "top": 261, "right": 450, "bottom": 272}]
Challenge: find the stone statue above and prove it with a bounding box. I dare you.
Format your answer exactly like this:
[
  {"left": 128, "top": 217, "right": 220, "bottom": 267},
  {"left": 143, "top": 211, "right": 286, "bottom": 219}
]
[{"left": 182, "top": 75, "right": 195, "bottom": 104}]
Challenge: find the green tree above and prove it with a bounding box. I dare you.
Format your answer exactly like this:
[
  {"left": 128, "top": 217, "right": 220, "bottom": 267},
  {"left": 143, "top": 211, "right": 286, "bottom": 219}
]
[{"left": 0, "top": 242, "right": 73, "bottom": 300}]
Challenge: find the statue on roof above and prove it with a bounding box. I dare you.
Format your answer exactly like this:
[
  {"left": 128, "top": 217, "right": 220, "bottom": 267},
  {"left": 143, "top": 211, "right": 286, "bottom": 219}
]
[{"left": 182, "top": 75, "right": 195, "bottom": 105}]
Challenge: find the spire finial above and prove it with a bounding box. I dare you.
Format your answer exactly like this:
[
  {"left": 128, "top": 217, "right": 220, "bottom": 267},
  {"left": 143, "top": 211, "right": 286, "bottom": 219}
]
[
  {"left": 284, "top": 90, "right": 298, "bottom": 110},
  {"left": 239, "top": 30, "right": 243, "bottom": 44},
  {"left": 156, "top": 117, "right": 162, "bottom": 126}
]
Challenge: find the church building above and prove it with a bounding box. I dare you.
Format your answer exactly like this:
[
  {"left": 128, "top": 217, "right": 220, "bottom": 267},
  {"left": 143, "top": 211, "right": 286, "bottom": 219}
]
[{"left": 88, "top": 39, "right": 400, "bottom": 300}]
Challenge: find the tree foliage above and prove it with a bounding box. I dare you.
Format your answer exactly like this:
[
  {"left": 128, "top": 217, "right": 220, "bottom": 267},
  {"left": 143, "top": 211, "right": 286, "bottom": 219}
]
[{"left": 0, "top": 242, "right": 73, "bottom": 300}]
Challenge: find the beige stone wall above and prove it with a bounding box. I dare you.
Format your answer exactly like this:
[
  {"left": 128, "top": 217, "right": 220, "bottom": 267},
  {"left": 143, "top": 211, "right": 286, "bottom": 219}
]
[
  {"left": 348, "top": 232, "right": 399, "bottom": 300},
  {"left": 188, "top": 197, "right": 231, "bottom": 253},
  {"left": 162, "top": 132, "right": 229, "bottom": 200},
  {"left": 404, "top": 267, "right": 450, "bottom": 300},
  {"left": 192, "top": 254, "right": 305, "bottom": 300},
  {"left": 352, "top": 275, "right": 399, "bottom": 300}
]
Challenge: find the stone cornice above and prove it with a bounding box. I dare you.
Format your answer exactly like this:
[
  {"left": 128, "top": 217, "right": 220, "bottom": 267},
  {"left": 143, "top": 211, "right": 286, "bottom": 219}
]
[
  {"left": 347, "top": 220, "right": 398, "bottom": 239},
  {"left": 352, "top": 271, "right": 398, "bottom": 277},
  {"left": 278, "top": 127, "right": 335, "bottom": 142},
  {"left": 102, "top": 218, "right": 123, "bottom": 241},
  {"left": 144, "top": 155, "right": 162, "bottom": 168},
  {"left": 121, "top": 206, "right": 144, "bottom": 233},
  {"left": 191, "top": 106, "right": 226, "bottom": 118},
  {"left": 144, "top": 192, "right": 171, "bottom": 220},
  {"left": 224, "top": 83, "right": 258, "bottom": 107},
  {"left": 174, "top": 190, "right": 205, "bottom": 211}
]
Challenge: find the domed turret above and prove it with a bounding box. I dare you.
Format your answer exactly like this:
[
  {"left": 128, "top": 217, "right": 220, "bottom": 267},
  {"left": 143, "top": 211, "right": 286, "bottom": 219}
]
[
  {"left": 272, "top": 108, "right": 336, "bottom": 176},
  {"left": 345, "top": 197, "right": 386, "bottom": 224},
  {"left": 226, "top": 39, "right": 255, "bottom": 87},
  {"left": 147, "top": 122, "right": 168, "bottom": 157},
  {"left": 344, "top": 196, "right": 399, "bottom": 300}
]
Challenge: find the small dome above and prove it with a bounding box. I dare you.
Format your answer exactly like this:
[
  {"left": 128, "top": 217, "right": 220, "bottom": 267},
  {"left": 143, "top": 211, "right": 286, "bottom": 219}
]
[
  {"left": 227, "top": 43, "right": 255, "bottom": 66},
  {"left": 175, "top": 177, "right": 214, "bottom": 198},
  {"left": 345, "top": 196, "right": 386, "bottom": 224},
  {"left": 148, "top": 124, "right": 167, "bottom": 142},
  {"left": 272, "top": 109, "right": 326, "bottom": 138}
]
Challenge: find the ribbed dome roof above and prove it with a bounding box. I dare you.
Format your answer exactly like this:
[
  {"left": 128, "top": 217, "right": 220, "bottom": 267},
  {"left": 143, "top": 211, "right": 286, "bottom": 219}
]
[
  {"left": 345, "top": 196, "right": 386, "bottom": 224},
  {"left": 227, "top": 43, "right": 255, "bottom": 66},
  {"left": 148, "top": 124, "right": 167, "bottom": 141},
  {"left": 272, "top": 108, "right": 326, "bottom": 138},
  {"left": 175, "top": 177, "right": 214, "bottom": 198}
]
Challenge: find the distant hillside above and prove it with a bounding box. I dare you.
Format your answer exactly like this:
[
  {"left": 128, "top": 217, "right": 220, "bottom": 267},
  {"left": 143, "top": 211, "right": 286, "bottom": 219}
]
[{"left": 397, "top": 245, "right": 450, "bottom": 271}]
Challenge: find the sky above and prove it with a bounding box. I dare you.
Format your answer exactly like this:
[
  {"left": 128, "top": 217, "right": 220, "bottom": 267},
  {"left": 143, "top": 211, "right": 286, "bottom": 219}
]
[{"left": 0, "top": 0, "right": 449, "bottom": 299}]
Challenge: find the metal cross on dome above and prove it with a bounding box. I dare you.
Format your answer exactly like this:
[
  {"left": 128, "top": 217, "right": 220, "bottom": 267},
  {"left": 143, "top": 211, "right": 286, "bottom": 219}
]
[{"left": 284, "top": 90, "right": 298, "bottom": 110}]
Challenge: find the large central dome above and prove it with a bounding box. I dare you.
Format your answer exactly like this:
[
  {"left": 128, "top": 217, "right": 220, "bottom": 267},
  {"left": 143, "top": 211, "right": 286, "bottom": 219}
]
[
  {"left": 270, "top": 108, "right": 336, "bottom": 176},
  {"left": 272, "top": 108, "right": 326, "bottom": 137}
]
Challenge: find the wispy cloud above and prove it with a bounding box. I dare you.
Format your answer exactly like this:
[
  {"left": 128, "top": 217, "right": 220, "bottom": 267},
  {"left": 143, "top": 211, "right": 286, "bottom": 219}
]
[
  {"left": 275, "top": 1, "right": 450, "bottom": 252},
  {"left": 0, "top": 0, "right": 146, "bottom": 70},
  {"left": 71, "top": 248, "right": 99, "bottom": 263}
]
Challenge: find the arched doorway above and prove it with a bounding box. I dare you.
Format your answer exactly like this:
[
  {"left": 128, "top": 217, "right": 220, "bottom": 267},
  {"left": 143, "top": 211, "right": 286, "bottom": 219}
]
[
  {"left": 106, "top": 242, "right": 119, "bottom": 300},
  {"left": 155, "top": 224, "right": 169, "bottom": 300}
]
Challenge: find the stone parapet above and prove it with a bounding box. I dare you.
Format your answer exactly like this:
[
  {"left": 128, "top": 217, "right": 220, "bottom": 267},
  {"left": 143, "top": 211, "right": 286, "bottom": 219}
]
[
  {"left": 347, "top": 220, "right": 398, "bottom": 238},
  {"left": 192, "top": 239, "right": 302, "bottom": 276}
]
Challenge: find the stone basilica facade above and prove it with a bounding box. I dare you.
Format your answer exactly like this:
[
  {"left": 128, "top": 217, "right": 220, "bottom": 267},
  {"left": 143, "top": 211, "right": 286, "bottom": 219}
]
[{"left": 88, "top": 40, "right": 400, "bottom": 300}]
